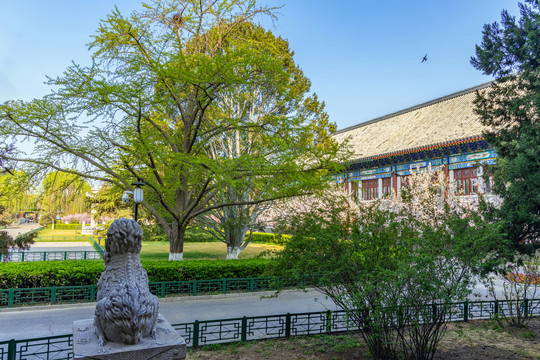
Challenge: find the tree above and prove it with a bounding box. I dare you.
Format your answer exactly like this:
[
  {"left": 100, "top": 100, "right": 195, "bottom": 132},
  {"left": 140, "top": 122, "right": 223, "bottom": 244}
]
[
  {"left": 0, "top": 171, "right": 37, "bottom": 219},
  {"left": 0, "top": 205, "right": 36, "bottom": 261},
  {"left": 471, "top": 0, "right": 540, "bottom": 252},
  {"left": 39, "top": 172, "right": 92, "bottom": 216},
  {"left": 0, "top": 0, "right": 345, "bottom": 260},
  {"left": 269, "top": 170, "right": 504, "bottom": 359},
  {"left": 195, "top": 22, "right": 337, "bottom": 259},
  {"left": 91, "top": 183, "right": 132, "bottom": 222}
]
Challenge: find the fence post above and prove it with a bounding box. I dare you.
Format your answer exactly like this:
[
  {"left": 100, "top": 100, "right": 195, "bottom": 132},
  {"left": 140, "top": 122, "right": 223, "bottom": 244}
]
[
  {"left": 524, "top": 298, "right": 528, "bottom": 316},
  {"left": 7, "top": 339, "right": 15, "bottom": 360},
  {"left": 84, "top": 252, "right": 87, "bottom": 260},
  {"left": 250, "top": 278, "right": 254, "bottom": 292},
  {"left": 241, "top": 316, "right": 247, "bottom": 342},
  {"left": 21, "top": 252, "right": 25, "bottom": 262},
  {"left": 43, "top": 252, "right": 46, "bottom": 261},
  {"left": 8, "top": 289, "right": 14, "bottom": 307},
  {"left": 193, "top": 321, "right": 200, "bottom": 348},
  {"left": 285, "top": 313, "right": 291, "bottom": 338},
  {"left": 494, "top": 300, "right": 499, "bottom": 318},
  {"left": 64, "top": 252, "right": 67, "bottom": 260},
  {"left": 222, "top": 279, "right": 227, "bottom": 294},
  {"left": 161, "top": 282, "right": 166, "bottom": 298},
  {"left": 51, "top": 287, "right": 56, "bottom": 305},
  {"left": 90, "top": 285, "right": 96, "bottom": 302},
  {"left": 432, "top": 304, "right": 437, "bottom": 323},
  {"left": 326, "top": 310, "right": 332, "bottom": 334},
  {"left": 192, "top": 280, "right": 197, "bottom": 296},
  {"left": 463, "top": 301, "right": 469, "bottom": 322}
]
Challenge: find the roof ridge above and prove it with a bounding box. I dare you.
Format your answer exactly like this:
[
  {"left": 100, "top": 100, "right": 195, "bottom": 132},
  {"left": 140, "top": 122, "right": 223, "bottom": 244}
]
[{"left": 335, "top": 81, "right": 493, "bottom": 135}]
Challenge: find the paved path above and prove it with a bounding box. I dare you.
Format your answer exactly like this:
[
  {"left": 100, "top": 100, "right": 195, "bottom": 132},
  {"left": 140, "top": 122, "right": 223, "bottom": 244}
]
[
  {"left": 0, "top": 289, "right": 338, "bottom": 341},
  {"left": 1, "top": 223, "right": 41, "bottom": 238},
  {"left": 28, "top": 242, "right": 95, "bottom": 252}
]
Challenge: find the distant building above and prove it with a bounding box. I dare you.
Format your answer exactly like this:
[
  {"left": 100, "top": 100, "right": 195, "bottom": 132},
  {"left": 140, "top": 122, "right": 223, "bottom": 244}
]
[{"left": 333, "top": 82, "right": 497, "bottom": 201}]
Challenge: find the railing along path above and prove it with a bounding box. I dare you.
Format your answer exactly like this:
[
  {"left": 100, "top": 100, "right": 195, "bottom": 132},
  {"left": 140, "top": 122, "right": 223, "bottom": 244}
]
[{"left": 0, "top": 298, "right": 538, "bottom": 359}]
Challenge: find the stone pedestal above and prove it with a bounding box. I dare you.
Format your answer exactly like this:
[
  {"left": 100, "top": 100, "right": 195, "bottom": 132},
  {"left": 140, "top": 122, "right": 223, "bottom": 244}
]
[{"left": 73, "top": 314, "right": 186, "bottom": 360}]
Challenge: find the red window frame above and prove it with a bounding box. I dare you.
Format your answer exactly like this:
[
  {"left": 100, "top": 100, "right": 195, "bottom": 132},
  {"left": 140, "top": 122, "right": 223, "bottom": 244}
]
[
  {"left": 362, "top": 179, "right": 379, "bottom": 200},
  {"left": 382, "top": 178, "right": 391, "bottom": 196},
  {"left": 454, "top": 167, "right": 480, "bottom": 195}
]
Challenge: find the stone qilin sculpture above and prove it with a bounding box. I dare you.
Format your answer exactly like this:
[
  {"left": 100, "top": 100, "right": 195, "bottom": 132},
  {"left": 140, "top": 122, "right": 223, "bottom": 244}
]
[{"left": 94, "top": 218, "right": 159, "bottom": 345}]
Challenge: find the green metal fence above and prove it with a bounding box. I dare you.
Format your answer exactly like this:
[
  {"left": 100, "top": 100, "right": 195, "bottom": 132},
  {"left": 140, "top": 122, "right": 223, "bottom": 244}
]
[
  {"left": 89, "top": 237, "right": 104, "bottom": 256},
  {"left": 0, "top": 277, "right": 285, "bottom": 308},
  {"left": 0, "top": 298, "right": 538, "bottom": 359},
  {"left": 0, "top": 251, "right": 102, "bottom": 262}
]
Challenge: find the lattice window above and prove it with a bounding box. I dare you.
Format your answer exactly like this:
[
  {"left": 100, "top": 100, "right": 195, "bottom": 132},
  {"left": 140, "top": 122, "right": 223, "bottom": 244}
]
[
  {"left": 362, "top": 179, "right": 379, "bottom": 200},
  {"left": 454, "top": 167, "right": 480, "bottom": 195},
  {"left": 382, "top": 178, "right": 392, "bottom": 196}
]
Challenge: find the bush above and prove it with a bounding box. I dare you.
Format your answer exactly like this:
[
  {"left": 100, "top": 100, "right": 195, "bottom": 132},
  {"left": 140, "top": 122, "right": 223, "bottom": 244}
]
[
  {"left": 39, "top": 213, "right": 55, "bottom": 227},
  {"left": 185, "top": 227, "right": 220, "bottom": 242},
  {"left": 0, "top": 258, "right": 271, "bottom": 288},
  {"left": 249, "top": 232, "right": 290, "bottom": 245},
  {"left": 46, "top": 223, "right": 82, "bottom": 230}
]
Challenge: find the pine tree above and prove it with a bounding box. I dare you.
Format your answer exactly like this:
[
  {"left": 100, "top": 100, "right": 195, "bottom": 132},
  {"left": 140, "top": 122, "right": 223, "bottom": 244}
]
[{"left": 471, "top": 0, "right": 540, "bottom": 251}]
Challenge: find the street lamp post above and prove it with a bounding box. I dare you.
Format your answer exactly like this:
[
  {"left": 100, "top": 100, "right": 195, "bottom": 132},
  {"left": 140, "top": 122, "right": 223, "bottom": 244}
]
[{"left": 122, "top": 180, "right": 145, "bottom": 221}]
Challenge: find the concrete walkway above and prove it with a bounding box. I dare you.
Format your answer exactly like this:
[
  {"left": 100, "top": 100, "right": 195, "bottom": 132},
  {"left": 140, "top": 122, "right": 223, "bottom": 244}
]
[
  {"left": 2, "top": 223, "right": 41, "bottom": 239},
  {"left": 0, "top": 289, "right": 338, "bottom": 341}
]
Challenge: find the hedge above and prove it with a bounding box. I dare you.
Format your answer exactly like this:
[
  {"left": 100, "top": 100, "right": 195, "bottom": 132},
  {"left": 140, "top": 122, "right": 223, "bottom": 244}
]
[
  {"left": 0, "top": 258, "right": 272, "bottom": 289},
  {"left": 46, "top": 224, "right": 82, "bottom": 230},
  {"left": 250, "top": 232, "right": 291, "bottom": 245},
  {"left": 142, "top": 227, "right": 289, "bottom": 244}
]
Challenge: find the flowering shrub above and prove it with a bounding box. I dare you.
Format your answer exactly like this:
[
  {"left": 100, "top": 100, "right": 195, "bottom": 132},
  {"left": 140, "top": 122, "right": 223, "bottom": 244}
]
[
  {"left": 270, "top": 167, "right": 505, "bottom": 359},
  {"left": 505, "top": 272, "right": 540, "bottom": 285},
  {"left": 60, "top": 213, "right": 91, "bottom": 224}
]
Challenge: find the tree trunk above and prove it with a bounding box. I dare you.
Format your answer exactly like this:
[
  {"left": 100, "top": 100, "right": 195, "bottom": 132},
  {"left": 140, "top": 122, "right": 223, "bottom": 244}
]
[
  {"left": 224, "top": 221, "right": 248, "bottom": 260},
  {"left": 226, "top": 245, "right": 241, "bottom": 259},
  {"left": 168, "top": 222, "right": 185, "bottom": 261}
]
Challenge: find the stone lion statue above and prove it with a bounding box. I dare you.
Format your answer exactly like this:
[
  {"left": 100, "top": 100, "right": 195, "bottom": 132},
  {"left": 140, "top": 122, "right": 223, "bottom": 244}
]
[{"left": 94, "top": 218, "right": 159, "bottom": 345}]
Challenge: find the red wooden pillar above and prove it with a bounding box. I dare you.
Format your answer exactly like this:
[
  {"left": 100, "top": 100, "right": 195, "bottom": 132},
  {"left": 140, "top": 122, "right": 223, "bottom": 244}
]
[{"left": 392, "top": 171, "right": 398, "bottom": 196}]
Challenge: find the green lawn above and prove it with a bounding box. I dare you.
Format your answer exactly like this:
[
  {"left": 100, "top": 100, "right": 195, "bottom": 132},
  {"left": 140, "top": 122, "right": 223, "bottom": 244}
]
[
  {"left": 35, "top": 229, "right": 282, "bottom": 260},
  {"left": 140, "top": 241, "right": 282, "bottom": 261}
]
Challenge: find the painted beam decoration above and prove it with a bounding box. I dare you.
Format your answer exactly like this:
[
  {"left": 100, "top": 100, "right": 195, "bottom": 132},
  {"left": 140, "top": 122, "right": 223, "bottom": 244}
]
[{"left": 448, "top": 149, "right": 496, "bottom": 170}]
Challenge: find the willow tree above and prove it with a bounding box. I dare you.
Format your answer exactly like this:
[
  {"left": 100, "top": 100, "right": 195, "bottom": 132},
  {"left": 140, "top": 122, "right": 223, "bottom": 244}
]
[
  {"left": 39, "top": 172, "right": 92, "bottom": 215},
  {"left": 0, "top": 0, "right": 345, "bottom": 260}
]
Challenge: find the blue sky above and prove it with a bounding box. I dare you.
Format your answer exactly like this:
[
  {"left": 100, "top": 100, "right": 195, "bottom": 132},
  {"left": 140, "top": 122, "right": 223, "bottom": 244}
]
[{"left": 0, "top": 0, "right": 521, "bottom": 130}]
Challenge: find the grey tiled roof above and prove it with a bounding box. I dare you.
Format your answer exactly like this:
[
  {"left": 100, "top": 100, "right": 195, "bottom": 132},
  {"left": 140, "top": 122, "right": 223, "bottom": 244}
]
[{"left": 334, "top": 82, "right": 492, "bottom": 160}]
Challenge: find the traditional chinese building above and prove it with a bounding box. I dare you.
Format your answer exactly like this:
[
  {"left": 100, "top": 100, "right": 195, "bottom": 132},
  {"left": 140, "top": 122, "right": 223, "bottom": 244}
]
[{"left": 333, "top": 82, "right": 497, "bottom": 200}]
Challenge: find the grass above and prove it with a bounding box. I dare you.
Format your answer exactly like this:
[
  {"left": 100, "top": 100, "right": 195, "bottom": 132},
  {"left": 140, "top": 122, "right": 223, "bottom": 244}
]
[
  {"left": 187, "top": 319, "right": 540, "bottom": 359},
  {"left": 35, "top": 228, "right": 282, "bottom": 260},
  {"left": 140, "top": 241, "right": 282, "bottom": 261}
]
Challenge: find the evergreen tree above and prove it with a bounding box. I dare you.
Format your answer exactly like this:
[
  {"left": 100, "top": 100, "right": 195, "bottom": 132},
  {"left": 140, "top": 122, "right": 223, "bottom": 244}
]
[{"left": 471, "top": 0, "right": 540, "bottom": 251}]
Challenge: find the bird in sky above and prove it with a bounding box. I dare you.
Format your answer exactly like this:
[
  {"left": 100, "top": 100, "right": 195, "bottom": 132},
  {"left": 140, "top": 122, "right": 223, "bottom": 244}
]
[{"left": 421, "top": 54, "right": 428, "bottom": 63}]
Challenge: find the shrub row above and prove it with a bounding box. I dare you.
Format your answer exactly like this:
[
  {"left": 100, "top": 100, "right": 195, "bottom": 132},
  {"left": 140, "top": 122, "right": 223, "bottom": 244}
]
[
  {"left": 142, "top": 225, "right": 219, "bottom": 242},
  {"left": 0, "top": 258, "right": 272, "bottom": 289},
  {"left": 46, "top": 224, "right": 82, "bottom": 230},
  {"left": 250, "top": 232, "right": 291, "bottom": 245}
]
